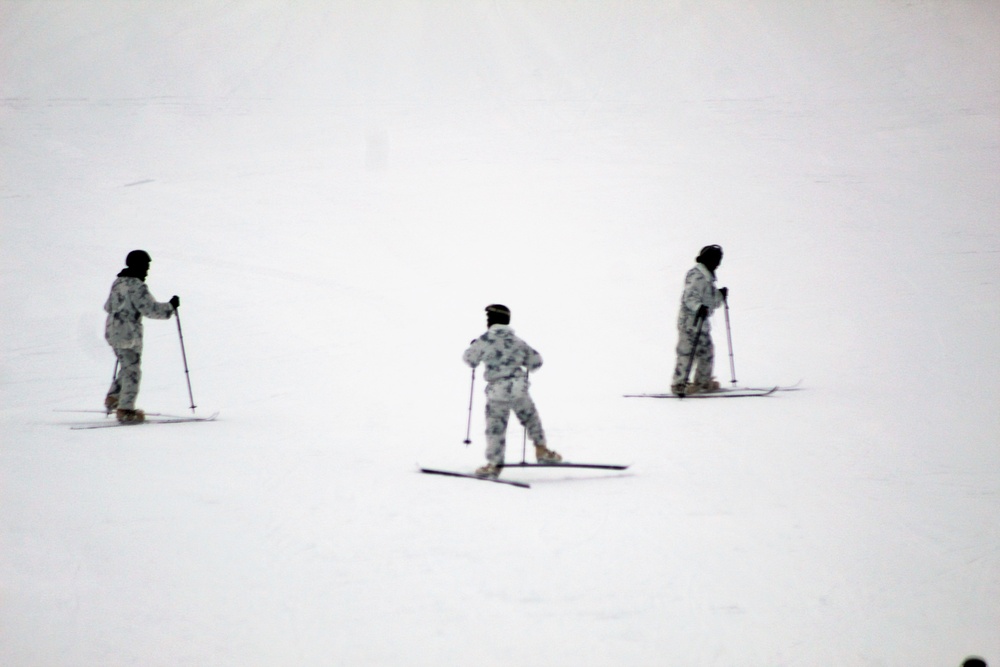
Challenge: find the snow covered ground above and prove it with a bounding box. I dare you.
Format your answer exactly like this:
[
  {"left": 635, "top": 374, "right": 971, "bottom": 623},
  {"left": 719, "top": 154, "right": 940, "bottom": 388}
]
[{"left": 2, "top": 1, "right": 998, "bottom": 665}]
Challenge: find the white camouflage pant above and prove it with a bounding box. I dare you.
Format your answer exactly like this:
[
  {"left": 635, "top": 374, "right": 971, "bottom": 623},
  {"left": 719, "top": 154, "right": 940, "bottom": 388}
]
[
  {"left": 484, "top": 377, "right": 546, "bottom": 466},
  {"left": 107, "top": 348, "right": 142, "bottom": 410},
  {"left": 672, "top": 324, "right": 715, "bottom": 389}
]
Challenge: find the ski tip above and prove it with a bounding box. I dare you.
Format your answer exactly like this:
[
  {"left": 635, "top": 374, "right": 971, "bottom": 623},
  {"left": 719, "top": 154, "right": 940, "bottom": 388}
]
[{"left": 419, "top": 467, "right": 530, "bottom": 488}]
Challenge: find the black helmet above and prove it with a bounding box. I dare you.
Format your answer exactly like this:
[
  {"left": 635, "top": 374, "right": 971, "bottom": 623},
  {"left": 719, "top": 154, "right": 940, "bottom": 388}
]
[
  {"left": 485, "top": 303, "right": 511, "bottom": 326},
  {"left": 125, "top": 249, "right": 151, "bottom": 268},
  {"left": 696, "top": 244, "right": 723, "bottom": 265}
]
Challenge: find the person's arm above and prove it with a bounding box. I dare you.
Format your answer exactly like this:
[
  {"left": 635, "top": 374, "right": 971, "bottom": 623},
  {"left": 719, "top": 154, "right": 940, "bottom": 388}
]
[
  {"left": 524, "top": 344, "right": 543, "bottom": 372},
  {"left": 463, "top": 337, "right": 484, "bottom": 367},
  {"left": 134, "top": 284, "right": 175, "bottom": 320}
]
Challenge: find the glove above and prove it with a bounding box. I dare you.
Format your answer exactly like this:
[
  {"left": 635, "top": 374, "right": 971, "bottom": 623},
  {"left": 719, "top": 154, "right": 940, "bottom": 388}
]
[
  {"left": 169, "top": 295, "right": 180, "bottom": 309},
  {"left": 695, "top": 305, "right": 709, "bottom": 322},
  {"left": 719, "top": 287, "right": 729, "bottom": 300}
]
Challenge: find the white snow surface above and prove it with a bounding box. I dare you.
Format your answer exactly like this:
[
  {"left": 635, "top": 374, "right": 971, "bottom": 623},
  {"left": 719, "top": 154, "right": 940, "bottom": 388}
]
[{"left": 2, "top": 2, "right": 998, "bottom": 665}]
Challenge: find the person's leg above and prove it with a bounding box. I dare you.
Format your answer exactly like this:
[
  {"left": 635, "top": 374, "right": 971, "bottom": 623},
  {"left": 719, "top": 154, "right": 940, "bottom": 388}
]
[
  {"left": 116, "top": 349, "right": 143, "bottom": 412},
  {"left": 484, "top": 398, "right": 511, "bottom": 466},
  {"left": 513, "top": 394, "right": 561, "bottom": 462},
  {"left": 691, "top": 332, "right": 717, "bottom": 391},
  {"left": 512, "top": 394, "right": 545, "bottom": 446},
  {"left": 671, "top": 324, "right": 695, "bottom": 393},
  {"left": 106, "top": 351, "right": 123, "bottom": 411}
]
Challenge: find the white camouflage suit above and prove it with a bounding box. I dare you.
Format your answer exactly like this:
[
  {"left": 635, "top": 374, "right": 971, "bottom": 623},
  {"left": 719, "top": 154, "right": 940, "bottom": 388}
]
[
  {"left": 104, "top": 276, "right": 175, "bottom": 410},
  {"left": 463, "top": 325, "right": 547, "bottom": 466},
  {"left": 672, "top": 263, "right": 725, "bottom": 390}
]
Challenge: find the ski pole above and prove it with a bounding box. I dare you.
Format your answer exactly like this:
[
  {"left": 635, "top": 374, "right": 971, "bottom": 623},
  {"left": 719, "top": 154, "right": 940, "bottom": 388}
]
[
  {"left": 723, "top": 293, "right": 737, "bottom": 386},
  {"left": 174, "top": 309, "right": 197, "bottom": 413},
  {"left": 520, "top": 371, "right": 529, "bottom": 464},
  {"left": 463, "top": 367, "right": 476, "bottom": 445},
  {"left": 679, "top": 313, "right": 706, "bottom": 397}
]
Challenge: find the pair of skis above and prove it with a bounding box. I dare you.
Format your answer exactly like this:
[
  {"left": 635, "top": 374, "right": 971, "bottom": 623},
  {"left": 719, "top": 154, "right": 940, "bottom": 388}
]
[
  {"left": 57, "top": 409, "right": 219, "bottom": 430},
  {"left": 623, "top": 381, "right": 802, "bottom": 400},
  {"left": 420, "top": 461, "right": 630, "bottom": 489},
  {"left": 624, "top": 386, "right": 777, "bottom": 399}
]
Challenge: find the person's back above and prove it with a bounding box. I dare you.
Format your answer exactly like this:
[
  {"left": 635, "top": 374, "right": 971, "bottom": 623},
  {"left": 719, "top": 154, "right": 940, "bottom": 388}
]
[{"left": 463, "top": 324, "right": 542, "bottom": 384}]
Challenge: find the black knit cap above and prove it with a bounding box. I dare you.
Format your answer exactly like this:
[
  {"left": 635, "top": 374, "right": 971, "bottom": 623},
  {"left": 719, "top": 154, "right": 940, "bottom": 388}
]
[
  {"left": 125, "top": 249, "right": 152, "bottom": 268},
  {"left": 486, "top": 303, "right": 511, "bottom": 326}
]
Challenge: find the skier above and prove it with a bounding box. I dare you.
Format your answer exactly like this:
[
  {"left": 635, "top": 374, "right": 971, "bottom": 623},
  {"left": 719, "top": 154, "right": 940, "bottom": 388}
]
[
  {"left": 103, "top": 250, "right": 179, "bottom": 423},
  {"left": 463, "top": 304, "right": 562, "bottom": 479},
  {"left": 671, "top": 244, "right": 729, "bottom": 395}
]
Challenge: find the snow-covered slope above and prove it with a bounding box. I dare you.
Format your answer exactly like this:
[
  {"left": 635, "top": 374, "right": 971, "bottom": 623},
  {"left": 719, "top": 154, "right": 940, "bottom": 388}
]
[{"left": 2, "top": 2, "right": 998, "bottom": 665}]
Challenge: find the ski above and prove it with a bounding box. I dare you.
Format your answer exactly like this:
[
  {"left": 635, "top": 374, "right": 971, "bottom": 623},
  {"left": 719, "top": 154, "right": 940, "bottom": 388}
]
[
  {"left": 56, "top": 409, "right": 177, "bottom": 417},
  {"left": 624, "top": 386, "right": 778, "bottom": 399},
  {"left": 70, "top": 412, "right": 219, "bottom": 430},
  {"left": 503, "top": 462, "right": 629, "bottom": 470},
  {"left": 419, "top": 467, "right": 530, "bottom": 489}
]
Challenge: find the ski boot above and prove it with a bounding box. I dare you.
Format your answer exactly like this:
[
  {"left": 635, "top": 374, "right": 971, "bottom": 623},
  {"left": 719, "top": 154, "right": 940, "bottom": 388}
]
[
  {"left": 115, "top": 408, "right": 145, "bottom": 424},
  {"left": 475, "top": 462, "right": 502, "bottom": 479},
  {"left": 104, "top": 394, "right": 119, "bottom": 414},
  {"left": 534, "top": 443, "right": 563, "bottom": 464},
  {"left": 687, "top": 378, "right": 720, "bottom": 394}
]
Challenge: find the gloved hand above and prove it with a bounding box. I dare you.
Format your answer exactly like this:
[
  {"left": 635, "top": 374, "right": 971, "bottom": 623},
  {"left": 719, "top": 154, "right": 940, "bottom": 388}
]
[
  {"left": 720, "top": 287, "right": 729, "bottom": 300},
  {"left": 695, "top": 304, "right": 709, "bottom": 322},
  {"left": 169, "top": 295, "right": 180, "bottom": 309}
]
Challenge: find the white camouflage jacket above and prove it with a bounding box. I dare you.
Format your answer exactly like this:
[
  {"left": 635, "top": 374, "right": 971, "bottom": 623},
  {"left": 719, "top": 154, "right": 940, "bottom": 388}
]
[
  {"left": 463, "top": 325, "right": 543, "bottom": 383},
  {"left": 104, "top": 276, "right": 175, "bottom": 350},
  {"left": 677, "top": 263, "right": 724, "bottom": 332}
]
